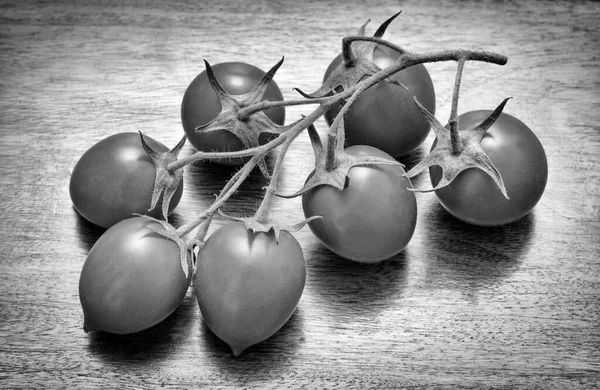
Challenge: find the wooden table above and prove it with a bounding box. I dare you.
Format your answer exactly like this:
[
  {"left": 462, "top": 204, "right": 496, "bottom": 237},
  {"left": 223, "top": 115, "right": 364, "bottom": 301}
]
[{"left": 1, "top": 0, "right": 599, "bottom": 388}]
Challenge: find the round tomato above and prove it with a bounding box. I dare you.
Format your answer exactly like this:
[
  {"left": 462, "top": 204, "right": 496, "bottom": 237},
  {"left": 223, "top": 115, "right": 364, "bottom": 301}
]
[
  {"left": 430, "top": 111, "right": 548, "bottom": 226},
  {"left": 79, "top": 217, "right": 193, "bottom": 334},
  {"left": 302, "top": 145, "right": 417, "bottom": 263},
  {"left": 324, "top": 44, "right": 436, "bottom": 157},
  {"left": 194, "top": 222, "right": 305, "bottom": 356},
  {"left": 70, "top": 132, "right": 183, "bottom": 229},
  {"left": 181, "top": 62, "right": 285, "bottom": 165}
]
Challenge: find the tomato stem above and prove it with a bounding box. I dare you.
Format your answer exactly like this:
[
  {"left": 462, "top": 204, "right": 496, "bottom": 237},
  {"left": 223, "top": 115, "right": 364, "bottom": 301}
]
[
  {"left": 324, "top": 80, "right": 372, "bottom": 171},
  {"left": 168, "top": 131, "right": 284, "bottom": 172},
  {"left": 449, "top": 57, "right": 467, "bottom": 154},
  {"left": 342, "top": 36, "right": 358, "bottom": 67},
  {"left": 342, "top": 35, "right": 507, "bottom": 67},
  {"left": 253, "top": 123, "right": 298, "bottom": 223},
  {"left": 240, "top": 47, "right": 506, "bottom": 133},
  {"left": 325, "top": 133, "right": 338, "bottom": 172},
  {"left": 175, "top": 156, "right": 259, "bottom": 237},
  {"left": 237, "top": 96, "right": 328, "bottom": 120}
]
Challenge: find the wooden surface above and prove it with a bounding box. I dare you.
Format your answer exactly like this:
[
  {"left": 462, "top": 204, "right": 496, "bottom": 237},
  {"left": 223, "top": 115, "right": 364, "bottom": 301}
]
[{"left": 1, "top": 0, "right": 599, "bottom": 388}]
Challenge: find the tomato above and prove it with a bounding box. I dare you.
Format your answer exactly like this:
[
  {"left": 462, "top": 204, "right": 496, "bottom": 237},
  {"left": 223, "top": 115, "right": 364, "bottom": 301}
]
[
  {"left": 70, "top": 132, "right": 183, "bottom": 229},
  {"left": 181, "top": 61, "right": 285, "bottom": 165},
  {"left": 79, "top": 217, "right": 192, "bottom": 334},
  {"left": 430, "top": 111, "right": 548, "bottom": 226},
  {"left": 302, "top": 145, "right": 417, "bottom": 263},
  {"left": 324, "top": 44, "right": 436, "bottom": 157},
  {"left": 194, "top": 222, "right": 305, "bottom": 356}
]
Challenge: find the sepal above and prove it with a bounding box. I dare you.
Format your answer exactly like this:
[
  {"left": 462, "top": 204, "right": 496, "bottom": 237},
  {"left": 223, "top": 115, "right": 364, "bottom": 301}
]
[
  {"left": 405, "top": 97, "right": 511, "bottom": 199},
  {"left": 139, "top": 132, "right": 186, "bottom": 219}
]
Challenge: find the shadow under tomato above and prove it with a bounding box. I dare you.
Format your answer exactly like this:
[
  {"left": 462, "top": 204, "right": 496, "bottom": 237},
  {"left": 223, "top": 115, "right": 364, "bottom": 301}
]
[
  {"left": 394, "top": 146, "right": 429, "bottom": 191},
  {"left": 304, "top": 244, "right": 408, "bottom": 321},
  {"left": 421, "top": 201, "right": 535, "bottom": 296},
  {"left": 199, "top": 306, "right": 305, "bottom": 376},
  {"left": 86, "top": 293, "right": 197, "bottom": 365},
  {"left": 74, "top": 210, "right": 106, "bottom": 252},
  {"left": 396, "top": 146, "right": 425, "bottom": 173}
]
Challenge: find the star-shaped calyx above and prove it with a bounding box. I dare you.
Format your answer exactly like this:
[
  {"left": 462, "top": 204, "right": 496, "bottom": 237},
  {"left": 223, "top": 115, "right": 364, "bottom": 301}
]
[
  {"left": 195, "top": 57, "right": 290, "bottom": 177},
  {"left": 217, "top": 209, "right": 320, "bottom": 244},
  {"left": 295, "top": 11, "right": 406, "bottom": 99},
  {"left": 405, "top": 97, "right": 512, "bottom": 198},
  {"left": 278, "top": 121, "right": 404, "bottom": 198},
  {"left": 139, "top": 132, "right": 186, "bottom": 220}
]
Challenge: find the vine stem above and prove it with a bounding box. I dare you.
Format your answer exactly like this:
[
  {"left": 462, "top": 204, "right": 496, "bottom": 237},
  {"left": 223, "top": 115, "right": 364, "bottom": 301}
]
[
  {"left": 174, "top": 117, "right": 308, "bottom": 237},
  {"left": 253, "top": 122, "right": 300, "bottom": 223},
  {"left": 339, "top": 35, "right": 507, "bottom": 95},
  {"left": 169, "top": 38, "right": 507, "bottom": 237},
  {"left": 342, "top": 35, "right": 358, "bottom": 67},
  {"left": 449, "top": 57, "right": 467, "bottom": 154},
  {"left": 237, "top": 95, "right": 330, "bottom": 119},
  {"left": 168, "top": 129, "right": 285, "bottom": 172},
  {"left": 175, "top": 156, "right": 258, "bottom": 237},
  {"left": 325, "top": 80, "right": 372, "bottom": 171}
]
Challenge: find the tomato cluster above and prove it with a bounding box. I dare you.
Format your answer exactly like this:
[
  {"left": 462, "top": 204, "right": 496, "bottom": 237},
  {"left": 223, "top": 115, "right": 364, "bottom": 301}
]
[{"left": 70, "top": 12, "right": 547, "bottom": 356}]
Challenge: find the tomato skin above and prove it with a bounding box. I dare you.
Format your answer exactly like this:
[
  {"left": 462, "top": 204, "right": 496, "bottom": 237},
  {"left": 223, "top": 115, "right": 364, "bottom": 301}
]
[
  {"left": 430, "top": 111, "right": 548, "bottom": 226},
  {"left": 324, "top": 44, "right": 436, "bottom": 157},
  {"left": 79, "top": 217, "right": 192, "bottom": 334},
  {"left": 181, "top": 62, "right": 285, "bottom": 165},
  {"left": 194, "top": 222, "right": 305, "bottom": 355},
  {"left": 69, "top": 132, "right": 183, "bottom": 229},
  {"left": 302, "top": 145, "right": 417, "bottom": 263}
]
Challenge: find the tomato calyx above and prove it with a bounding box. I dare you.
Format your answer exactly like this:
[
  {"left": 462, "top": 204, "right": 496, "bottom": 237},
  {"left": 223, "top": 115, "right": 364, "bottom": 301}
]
[
  {"left": 136, "top": 215, "right": 194, "bottom": 279},
  {"left": 217, "top": 210, "right": 319, "bottom": 244},
  {"left": 278, "top": 120, "right": 403, "bottom": 198},
  {"left": 195, "top": 58, "right": 290, "bottom": 177},
  {"left": 295, "top": 11, "right": 406, "bottom": 99},
  {"left": 406, "top": 97, "right": 512, "bottom": 198},
  {"left": 139, "top": 132, "right": 186, "bottom": 220}
]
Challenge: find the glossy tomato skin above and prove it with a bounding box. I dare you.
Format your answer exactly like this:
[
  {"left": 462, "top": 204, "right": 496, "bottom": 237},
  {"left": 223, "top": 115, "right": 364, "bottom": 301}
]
[
  {"left": 181, "top": 62, "right": 285, "bottom": 165},
  {"left": 79, "top": 217, "right": 192, "bottom": 334},
  {"left": 302, "top": 145, "right": 417, "bottom": 263},
  {"left": 69, "top": 132, "right": 184, "bottom": 229},
  {"left": 324, "top": 44, "right": 436, "bottom": 157},
  {"left": 430, "top": 111, "right": 548, "bottom": 226},
  {"left": 194, "top": 222, "right": 305, "bottom": 356}
]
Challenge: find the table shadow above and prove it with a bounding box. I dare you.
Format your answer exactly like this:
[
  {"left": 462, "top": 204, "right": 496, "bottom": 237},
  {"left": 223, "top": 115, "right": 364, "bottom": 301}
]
[
  {"left": 182, "top": 149, "right": 275, "bottom": 215},
  {"left": 304, "top": 243, "right": 408, "bottom": 321},
  {"left": 397, "top": 146, "right": 425, "bottom": 174},
  {"left": 73, "top": 210, "right": 106, "bottom": 252},
  {"left": 199, "top": 305, "right": 305, "bottom": 377},
  {"left": 421, "top": 202, "right": 535, "bottom": 295},
  {"left": 85, "top": 294, "right": 197, "bottom": 365}
]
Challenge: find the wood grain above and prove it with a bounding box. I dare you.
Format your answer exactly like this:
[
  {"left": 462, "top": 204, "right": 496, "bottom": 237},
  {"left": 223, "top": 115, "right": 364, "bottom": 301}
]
[{"left": 1, "top": 0, "right": 599, "bottom": 388}]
